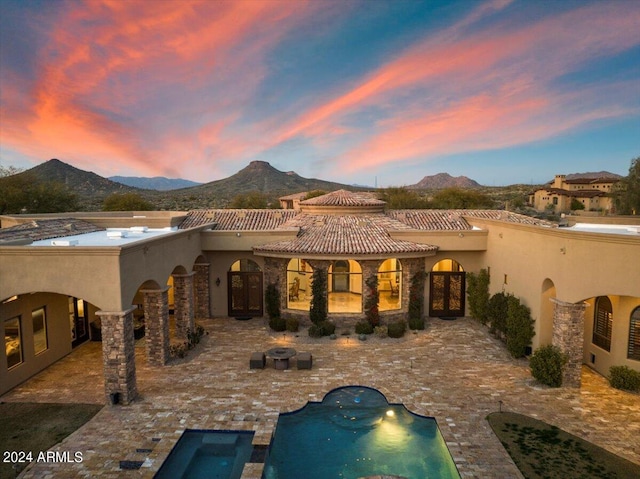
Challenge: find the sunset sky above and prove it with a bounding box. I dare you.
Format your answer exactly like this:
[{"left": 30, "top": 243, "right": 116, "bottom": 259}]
[{"left": 1, "top": 0, "right": 639, "bottom": 187}]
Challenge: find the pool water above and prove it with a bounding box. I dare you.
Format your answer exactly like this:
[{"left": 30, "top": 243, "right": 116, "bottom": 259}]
[
  {"left": 262, "top": 386, "right": 460, "bottom": 479},
  {"left": 154, "top": 430, "right": 254, "bottom": 479}
]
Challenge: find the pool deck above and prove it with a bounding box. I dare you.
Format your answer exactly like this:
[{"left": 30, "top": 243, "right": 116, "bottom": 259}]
[{"left": 3, "top": 316, "right": 639, "bottom": 479}]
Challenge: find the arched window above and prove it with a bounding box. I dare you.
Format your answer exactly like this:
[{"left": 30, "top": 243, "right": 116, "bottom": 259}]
[
  {"left": 629, "top": 307, "right": 640, "bottom": 361},
  {"left": 431, "top": 259, "right": 464, "bottom": 272},
  {"left": 230, "top": 259, "right": 261, "bottom": 272},
  {"left": 593, "top": 296, "right": 613, "bottom": 352},
  {"left": 378, "top": 259, "right": 402, "bottom": 311},
  {"left": 287, "top": 259, "right": 312, "bottom": 310},
  {"left": 328, "top": 260, "right": 362, "bottom": 313}
]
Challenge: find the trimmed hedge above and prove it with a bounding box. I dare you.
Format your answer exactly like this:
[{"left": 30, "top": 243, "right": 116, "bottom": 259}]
[
  {"left": 387, "top": 320, "right": 407, "bottom": 338},
  {"left": 408, "top": 316, "right": 425, "bottom": 330},
  {"left": 355, "top": 320, "right": 374, "bottom": 335},
  {"left": 286, "top": 317, "right": 299, "bottom": 332},
  {"left": 268, "top": 316, "right": 286, "bottom": 332},
  {"left": 609, "top": 366, "right": 640, "bottom": 392},
  {"left": 506, "top": 295, "right": 535, "bottom": 358},
  {"left": 529, "top": 345, "right": 568, "bottom": 387}
]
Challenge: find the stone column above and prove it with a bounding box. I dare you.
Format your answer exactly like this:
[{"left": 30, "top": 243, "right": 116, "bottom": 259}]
[
  {"left": 193, "top": 263, "right": 211, "bottom": 319},
  {"left": 361, "top": 259, "right": 381, "bottom": 318},
  {"left": 551, "top": 298, "right": 587, "bottom": 388},
  {"left": 264, "top": 257, "right": 287, "bottom": 312},
  {"left": 142, "top": 287, "right": 170, "bottom": 366},
  {"left": 96, "top": 307, "right": 137, "bottom": 405},
  {"left": 173, "top": 273, "right": 195, "bottom": 340},
  {"left": 403, "top": 257, "right": 427, "bottom": 314}
]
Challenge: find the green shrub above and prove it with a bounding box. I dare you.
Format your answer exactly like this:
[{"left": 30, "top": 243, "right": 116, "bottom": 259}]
[
  {"left": 488, "top": 292, "right": 509, "bottom": 339},
  {"left": 408, "top": 316, "right": 425, "bottom": 330},
  {"left": 466, "top": 268, "right": 490, "bottom": 324},
  {"left": 286, "top": 317, "right": 299, "bottom": 332},
  {"left": 529, "top": 345, "right": 568, "bottom": 387},
  {"left": 355, "top": 321, "right": 374, "bottom": 335},
  {"left": 387, "top": 320, "right": 407, "bottom": 338},
  {"left": 609, "top": 366, "right": 640, "bottom": 392},
  {"left": 265, "top": 283, "right": 280, "bottom": 320},
  {"left": 506, "top": 296, "right": 535, "bottom": 358},
  {"left": 309, "top": 268, "right": 328, "bottom": 325},
  {"left": 374, "top": 325, "right": 388, "bottom": 338},
  {"left": 308, "top": 323, "right": 324, "bottom": 338},
  {"left": 319, "top": 320, "right": 336, "bottom": 336},
  {"left": 269, "top": 316, "right": 286, "bottom": 332}
]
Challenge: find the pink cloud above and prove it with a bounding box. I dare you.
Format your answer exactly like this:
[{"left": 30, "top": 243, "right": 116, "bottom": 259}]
[{"left": 273, "top": 1, "right": 640, "bottom": 171}]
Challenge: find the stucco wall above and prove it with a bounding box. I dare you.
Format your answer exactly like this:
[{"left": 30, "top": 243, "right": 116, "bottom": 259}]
[{"left": 1, "top": 293, "right": 72, "bottom": 395}]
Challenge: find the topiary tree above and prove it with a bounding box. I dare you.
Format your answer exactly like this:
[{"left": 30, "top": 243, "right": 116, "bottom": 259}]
[
  {"left": 529, "top": 345, "right": 568, "bottom": 387},
  {"left": 488, "top": 292, "right": 509, "bottom": 340},
  {"left": 364, "top": 275, "right": 380, "bottom": 327},
  {"left": 265, "top": 283, "right": 280, "bottom": 320},
  {"left": 506, "top": 296, "right": 535, "bottom": 358},
  {"left": 409, "top": 270, "right": 427, "bottom": 323},
  {"left": 466, "top": 268, "right": 490, "bottom": 325},
  {"left": 309, "top": 267, "right": 328, "bottom": 325}
]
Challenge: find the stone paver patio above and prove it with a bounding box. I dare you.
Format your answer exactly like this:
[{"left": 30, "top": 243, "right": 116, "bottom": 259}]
[{"left": 2, "top": 316, "right": 639, "bottom": 478}]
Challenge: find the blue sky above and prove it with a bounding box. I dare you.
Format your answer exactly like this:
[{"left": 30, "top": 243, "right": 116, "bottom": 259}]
[{"left": 1, "top": 0, "right": 638, "bottom": 187}]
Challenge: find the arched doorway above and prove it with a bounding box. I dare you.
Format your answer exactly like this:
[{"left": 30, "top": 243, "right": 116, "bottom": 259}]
[
  {"left": 228, "top": 259, "right": 263, "bottom": 317},
  {"left": 332, "top": 260, "right": 350, "bottom": 292},
  {"left": 429, "top": 259, "right": 465, "bottom": 318}
]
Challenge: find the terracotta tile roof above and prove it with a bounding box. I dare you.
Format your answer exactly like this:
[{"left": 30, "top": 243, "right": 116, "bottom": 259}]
[
  {"left": 254, "top": 214, "right": 437, "bottom": 256},
  {"left": 300, "top": 189, "right": 385, "bottom": 207},
  {"left": 0, "top": 219, "right": 103, "bottom": 244},
  {"left": 279, "top": 192, "right": 308, "bottom": 200},
  {"left": 179, "top": 209, "right": 298, "bottom": 230},
  {"left": 539, "top": 188, "right": 608, "bottom": 198},
  {"left": 387, "top": 210, "right": 555, "bottom": 229},
  {"left": 564, "top": 177, "right": 619, "bottom": 185}
]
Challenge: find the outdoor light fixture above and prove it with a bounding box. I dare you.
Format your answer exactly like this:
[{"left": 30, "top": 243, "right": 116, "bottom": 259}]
[
  {"left": 236, "top": 232, "right": 241, "bottom": 237},
  {"left": 215, "top": 277, "right": 221, "bottom": 287}
]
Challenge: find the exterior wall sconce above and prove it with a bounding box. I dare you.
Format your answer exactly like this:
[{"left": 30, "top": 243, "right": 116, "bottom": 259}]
[
  {"left": 236, "top": 232, "right": 241, "bottom": 237},
  {"left": 458, "top": 233, "right": 464, "bottom": 238},
  {"left": 560, "top": 247, "right": 566, "bottom": 255},
  {"left": 215, "top": 277, "right": 221, "bottom": 287}
]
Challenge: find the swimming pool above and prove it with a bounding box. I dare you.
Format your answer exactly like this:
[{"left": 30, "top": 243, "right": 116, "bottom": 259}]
[
  {"left": 154, "top": 429, "right": 254, "bottom": 479},
  {"left": 262, "top": 386, "right": 460, "bottom": 479}
]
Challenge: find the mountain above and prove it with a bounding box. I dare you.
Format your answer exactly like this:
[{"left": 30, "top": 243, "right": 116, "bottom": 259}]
[
  {"left": 565, "top": 171, "right": 622, "bottom": 180},
  {"left": 20, "top": 159, "right": 141, "bottom": 197},
  {"left": 408, "top": 172, "right": 481, "bottom": 189},
  {"left": 109, "top": 176, "right": 201, "bottom": 191},
  {"left": 168, "top": 160, "right": 366, "bottom": 202}
]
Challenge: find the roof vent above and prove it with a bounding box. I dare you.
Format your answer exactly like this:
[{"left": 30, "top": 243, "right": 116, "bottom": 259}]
[
  {"left": 130, "top": 226, "right": 148, "bottom": 232},
  {"left": 107, "top": 231, "right": 128, "bottom": 239},
  {"left": 51, "top": 240, "right": 78, "bottom": 246}
]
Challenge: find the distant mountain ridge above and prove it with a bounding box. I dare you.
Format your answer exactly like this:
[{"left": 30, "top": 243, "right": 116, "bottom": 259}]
[
  {"left": 565, "top": 171, "right": 622, "bottom": 180},
  {"left": 109, "top": 176, "right": 201, "bottom": 191},
  {"left": 408, "top": 172, "right": 481, "bottom": 189}
]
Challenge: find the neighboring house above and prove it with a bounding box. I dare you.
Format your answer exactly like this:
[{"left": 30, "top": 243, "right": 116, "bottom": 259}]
[
  {"left": 530, "top": 175, "right": 619, "bottom": 213},
  {"left": 1, "top": 190, "right": 639, "bottom": 404}
]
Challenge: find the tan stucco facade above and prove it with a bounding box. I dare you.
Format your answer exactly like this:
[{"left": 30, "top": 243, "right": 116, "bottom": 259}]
[{"left": 1, "top": 204, "right": 639, "bottom": 400}]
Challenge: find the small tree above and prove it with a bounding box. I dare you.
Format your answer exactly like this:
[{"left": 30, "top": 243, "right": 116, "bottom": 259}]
[
  {"left": 506, "top": 296, "right": 535, "bottom": 358},
  {"left": 309, "top": 267, "right": 328, "bottom": 325},
  {"left": 265, "top": 283, "right": 280, "bottom": 320},
  {"left": 570, "top": 198, "right": 585, "bottom": 211},
  {"left": 488, "top": 292, "right": 509, "bottom": 339},
  {"left": 530, "top": 345, "right": 568, "bottom": 387},
  {"left": 408, "top": 270, "right": 427, "bottom": 323},
  {"left": 466, "top": 268, "right": 490, "bottom": 324},
  {"left": 364, "top": 275, "right": 380, "bottom": 327}
]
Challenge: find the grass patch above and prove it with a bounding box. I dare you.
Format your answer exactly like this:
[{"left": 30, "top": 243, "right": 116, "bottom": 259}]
[
  {"left": 487, "top": 412, "right": 640, "bottom": 479},
  {"left": 0, "top": 402, "right": 102, "bottom": 479}
]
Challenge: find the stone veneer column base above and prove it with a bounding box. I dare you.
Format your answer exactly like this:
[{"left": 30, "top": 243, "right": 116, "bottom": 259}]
[
  {"left": 551, "top": 298, "right": 587, "bottom": 388},
  {"left": 173, "top": 273, "right": 195, "bottom": 340},
  {"left": 96, "top": 307, "right": 137, "bottom": 405},
  {"left": 142, "top": 287, "right": 170, "bottom": 366}
]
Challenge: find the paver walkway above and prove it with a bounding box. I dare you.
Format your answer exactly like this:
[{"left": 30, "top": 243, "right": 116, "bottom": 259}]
[{"left": 3, "top": 317, "right": 639, "bottom": 478}]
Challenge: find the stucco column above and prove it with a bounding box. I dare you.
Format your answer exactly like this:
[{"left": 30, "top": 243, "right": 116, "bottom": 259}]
[
  {"left": 264, "top": 257, "right": 287, "bottom": 312},
  {"left": 172, "top": 273, "right": 195, "bottom": 340},
  {"left": 193, "top": 263, "right": 211, "bottom": 319},
  {"left": 142, "top": 287, "right": 170, "bottom": 366},
  {"left": 551, "top": 298, "right": 587, "bottom": 388},
  {"left": 96, "top": 307, "right": 137, "bottom": 405}
]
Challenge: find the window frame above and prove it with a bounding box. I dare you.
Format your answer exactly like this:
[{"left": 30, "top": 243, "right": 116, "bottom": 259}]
[
  {"left": 628, "top": 306, "right": 640, "bottom": 361},
  {"left": 4, "top": 316, "right": 23, "bottom": 370},
  {"left": 32, "top": 306, "right": 48, "bottom": 356},
  {"left": 592, "top": 296, "right": 613, "bottom": 352}
]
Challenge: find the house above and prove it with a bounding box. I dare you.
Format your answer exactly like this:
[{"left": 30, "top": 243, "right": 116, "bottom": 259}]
[
  {"left": 1, "top": 190, "right": 639, "bottom": 404},
  {"left": 530, "top": 174, "right": 619, "bottom": 213}
]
